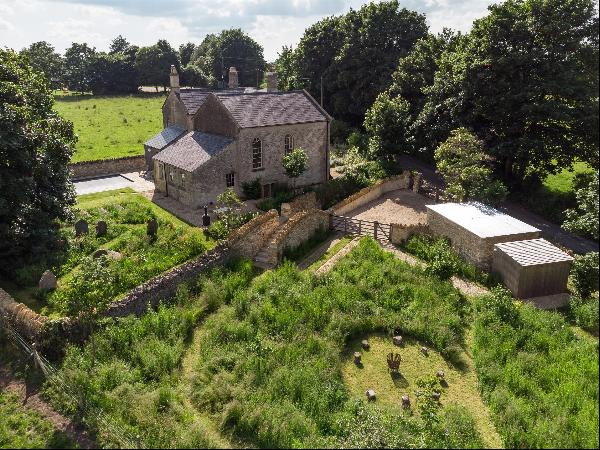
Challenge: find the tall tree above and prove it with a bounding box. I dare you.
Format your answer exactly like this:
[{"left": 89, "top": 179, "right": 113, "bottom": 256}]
[
  {"left": 274, "top": 45, "right": 298, "bottom": 91},
  {"left": 190, "top": 29, "right": 265, "bottom": 88},
  {"left": 19, "top": 41, "right": 64, "bottom": 87},
  {"left": 63, "top": 42, "right": 96, "bottom": 93},
  {"left": 0, "top": 50, "right": 76, "bottom": 272},
  {"left": 109, "top": 35, "right": 130, "bottom": 54},
  {"left": 179, "top": 42, "right": 196, "bottom": 66},
  {"left": 330, "top": 1, "right": 428, "bottom": 126},
  {"left": 87, "top": 52, "right": 138, "bottom": 95},
  {"left": 135, "top": 39, "right": 179, "bottom": 90},
  {"left": 423, "top": 0, "right": 599, "bottom": 186}
]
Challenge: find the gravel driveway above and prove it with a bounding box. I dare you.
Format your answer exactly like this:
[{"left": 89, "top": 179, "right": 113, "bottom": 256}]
[{"left": 346, "top": 190, "right": 430, "bottom": 225}]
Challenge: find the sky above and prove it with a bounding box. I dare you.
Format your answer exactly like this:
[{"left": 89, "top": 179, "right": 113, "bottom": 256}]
[{"left": 0, "top": 0, "right": 495, "bottom": 61}]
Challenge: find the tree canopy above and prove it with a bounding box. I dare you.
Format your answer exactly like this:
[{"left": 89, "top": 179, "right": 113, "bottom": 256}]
[
  {"left": 190, "top": 29, "right": 265, "bottom": 88},
  {"left": 19, "top": 41, "right": 64, "bottom": 86},
  {"left": 275, "top": 1, "right": 428, "bottom": 127},
  {"left": 135, "top": 40, "right": 179, "bottom": 89},
  {"left": 364, "top": 0, "right": 599, "bottom": 188},
  {"left": 0, "top": 49, "right": 76, "bottom": 272},
  {"left": 63, "top": 42, "right": 96, "bottom": 93}
]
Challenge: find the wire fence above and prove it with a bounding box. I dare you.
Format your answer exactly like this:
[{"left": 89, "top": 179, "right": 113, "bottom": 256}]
[{"left": 1, "top": 320, "right": 140, "bottom": 449}]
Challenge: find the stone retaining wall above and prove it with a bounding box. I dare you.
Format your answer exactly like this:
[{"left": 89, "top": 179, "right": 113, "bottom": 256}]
[
  {"left": 0, "top": 289, "right": 48, "bottom": 341},
  {"left": 104, "top": 244, "right": 230, "bottom": 318},
  {"left": 264, "top": 209, "right": 329, "bottom": 265},
  {"left": 228, "top": 210, "right": 281, "bottom": 260},
  {"left": 281, "top": 191, "right": 319, "bottom": 218},
  {"left": 69, "top": 155, "right": 146, "bottom": 179},
  {"left": 331, "top": 171, "right": 412, "bottom": 216}
]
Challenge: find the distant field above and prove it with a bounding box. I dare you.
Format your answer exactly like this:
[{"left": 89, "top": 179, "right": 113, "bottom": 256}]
[{"left": 53, "top": 93, "right": 166, "bottom": 163}]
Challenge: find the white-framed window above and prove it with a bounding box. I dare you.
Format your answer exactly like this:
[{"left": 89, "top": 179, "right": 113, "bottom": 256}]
[
  {"left": 284, "top": 134, "right": 294, "bottom": 154},
  {"left": 181, "top": 173, "right": 186, "bottom": 183},
  {"left": 226, "top": 172, "right": 235, "bottom": 187},
  {"left": 169, "top": 170, "right": 174, "bottom": 182},
  {"left": 252, "top": 138, "right": 262, "bottom": 169}
]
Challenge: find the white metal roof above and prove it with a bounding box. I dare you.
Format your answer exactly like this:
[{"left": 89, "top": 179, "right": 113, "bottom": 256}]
[
  {"left": 494, "top": 238, "right": 573, "bottom": 266},
  {"left": 426, "top": 202, "right": 540, "bottom": 238}
]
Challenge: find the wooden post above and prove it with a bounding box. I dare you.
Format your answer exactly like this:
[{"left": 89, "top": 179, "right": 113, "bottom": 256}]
[
  {"left": 329, "top": 213, "right": 333, "bottom": 230},
  {"left": 344, "top": 217, "right": 348, "bottom": 234},
  {"left": 374, "top": 221, "right": 378, "bottom": 240},
  {"left": 358, "top": 219, "right": 362, "bottom": 235}
]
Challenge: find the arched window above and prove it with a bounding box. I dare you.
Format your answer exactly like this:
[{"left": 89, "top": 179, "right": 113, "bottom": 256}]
[
  {"left": 252, "top": 138, "right": 262, "bottom": 169},
  {"left": 284, "top": 135, "right": 294, "bottom": 154}
]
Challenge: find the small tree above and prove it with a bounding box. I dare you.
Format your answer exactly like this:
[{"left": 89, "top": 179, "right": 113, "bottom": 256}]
[
  {"left": 282, "top": 147, "right": 308, "bottom": 188},
  {"left": 435, "top": 128, "right": 507, "bottom": 204},
  {"left": 563, "top": 172, "right": 598, "bottom": 240}
]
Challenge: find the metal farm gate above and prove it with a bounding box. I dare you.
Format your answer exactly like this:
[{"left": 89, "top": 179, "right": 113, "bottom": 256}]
[{"left": 329, "top": 214, "right": 391, "bottom": 241}]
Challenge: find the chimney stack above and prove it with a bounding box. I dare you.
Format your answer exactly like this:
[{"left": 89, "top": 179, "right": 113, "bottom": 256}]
[
  {"left": 170, "top": 65, "right": 180, "bottom": 93},
  {"left": 266, "top": 72, "right": 278, "bottom": 92},
  {"left": 228, "top": 66, "right": 239, "bottom": 89}
]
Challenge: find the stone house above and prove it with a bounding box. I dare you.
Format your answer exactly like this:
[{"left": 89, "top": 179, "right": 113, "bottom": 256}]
[{"left": 145, "top": 66, "right": 332, "bottom": 208}]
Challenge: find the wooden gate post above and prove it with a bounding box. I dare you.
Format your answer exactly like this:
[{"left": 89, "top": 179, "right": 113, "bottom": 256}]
[
  {"left": 329, "top": 212, "right": 333, "bottom": 230},
  {"left": 358, "top": 219, "right": 362, "bottom": 235},
  {"left": 344, "top": 217, "right": 348, "bottom": 234},
  {"left": 374, "top": 221, "right": 378, "bottom": 240}
]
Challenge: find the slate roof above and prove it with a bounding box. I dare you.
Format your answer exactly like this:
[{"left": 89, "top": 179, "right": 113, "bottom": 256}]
[
  {"left": 216, "top": 91, "right": 328, "bottom": 128},
  {"left": 176, "top": 89, "right": 329, "bottom": 127},
  {"left": 144, "top": 125, "right": 186, "bottom": 150},
  {"left": 152, "top": 131, "right": 233, "bottom": 172},
  {"left": 494, "top": 239, "right": 573, "bottom": 266}
]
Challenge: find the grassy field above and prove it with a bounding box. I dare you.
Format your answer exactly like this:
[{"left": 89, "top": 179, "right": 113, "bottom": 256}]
[
  {"left": 0, "top": 389, "right": 74, "bottom": 449},
  {"left": 2, "top": 188, "right": 213, "bottom": 317},
  {"left": 53, "top": 93, "right": 166, "bottom": 163},
  {"left": 46, "top": 239, "right": 489, "bottom": 448}
]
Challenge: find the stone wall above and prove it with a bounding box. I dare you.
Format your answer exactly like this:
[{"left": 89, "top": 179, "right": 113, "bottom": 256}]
[
  {"left": 70, "top": 155, "right": 146, "bottom": 179},
  {"left": 0, "top": 288, "right": 48, "bottom": 341},
  {"left": 281, "top": 191, "right": 319, "bottom": 218},
  {"left": 263, "top": 209, "right": 329, "bottom": 265},
  {"left": 162, "top": 91, "right": 189, "bottom": 130},
  {"left": 228, "top": 209, "right": 281, "bottom": 259},
  {"left": 104, "top": 245, "right": 230, "bottom": 318},
  {"left": 331, "top": 171, "right": 412, "bottom": 216},
  {"left": 427, "top": 209, "right": 540, "bottom": 270},
  {"left": 193, "top": 94, "right": 239, "bottom": 138},
  {"left": 390, "top": 223, "right": 430, "bottom": 245}
]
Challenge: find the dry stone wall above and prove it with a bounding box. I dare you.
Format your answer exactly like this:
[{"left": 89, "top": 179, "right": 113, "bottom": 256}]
[
  {"left": 331, "top": 171, "right": 412, "bottom": 216},
  {"left": 228, "top": 209, "right": 281, "bottom": 259},
  {"left": 69, "top": 155, "right": 146, "bottom": 179},
  {"left": 390, "top": 223, "right": 430, "bottom": 244},
  {"left": 0, "top": 288, "right": 48, "bottom": 341}
]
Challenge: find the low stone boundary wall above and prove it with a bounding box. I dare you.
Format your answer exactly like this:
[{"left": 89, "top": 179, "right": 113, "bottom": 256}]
[
  {"left": 0, "top": 289, "right": 48, "bottom": 341},
  {"left": 228, "top": 210, "right": 280, "bottom": 259},
  {"left": 281, "top": 191, "right": 319, "bottom": 217},
  {"left": 69, "top": 155, "right": 146, "bottom": 179},
  {"left": 104, "top": 244, "right": 230, "bottom": 318},
  {"left": 264, "top": 209, "right": 330, "bottom": 265},
  {"left": 330, "top": 171, "right": 412, "bottom": 216}
]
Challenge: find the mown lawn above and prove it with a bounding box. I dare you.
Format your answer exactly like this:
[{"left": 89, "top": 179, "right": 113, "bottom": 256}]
[
  {"left": 53, "top": 93, "right": 166, "bottom": 163},
  {"left": 3, "top": 188, "right": 213, "bottom": 317},
  {"left": 0, "top": 389, "right": 74, "bottom": 449}
]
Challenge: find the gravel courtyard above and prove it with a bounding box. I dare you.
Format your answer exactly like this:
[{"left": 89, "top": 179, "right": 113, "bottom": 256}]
[{"left": 346, "top": 190, "right": 430, "bottom": 225}]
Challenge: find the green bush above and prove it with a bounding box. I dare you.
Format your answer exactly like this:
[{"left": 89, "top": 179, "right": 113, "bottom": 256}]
[
  {"left": 472, "top": 289, "right": 599, "bottom": 448},
  {"left": 570, "top": 251, "right": 599, "bottom": 298},
  {"left": 241, "top": 178, "right": 262, "bottom": 200},
  {"left": 256, "top": 184, "right": 295, "bottom": 212},
  {"left": 570, "top": 295, "right": 599, "bottom": 333},
  {"left": 315, "top": 177, "right": 363, "bottom": 210}
]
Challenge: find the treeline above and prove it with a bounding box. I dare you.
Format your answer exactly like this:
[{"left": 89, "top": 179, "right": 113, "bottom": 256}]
[
  {"left": 276, "top": 0, "right": 599, "bottom": 191},
  {"left": 19, "top": 29, "right": 266, "bottom": 95}
]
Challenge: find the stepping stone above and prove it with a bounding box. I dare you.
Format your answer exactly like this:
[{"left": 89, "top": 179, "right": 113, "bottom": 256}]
[
  {"left": 361, "top": 339, "right": 370, "bottom": 350},
  {"left": 393, "top": 335, "right": 403, "bottom": 346},
  {"left": 420, "top": 346, "right": 428, "bottom": 355}
]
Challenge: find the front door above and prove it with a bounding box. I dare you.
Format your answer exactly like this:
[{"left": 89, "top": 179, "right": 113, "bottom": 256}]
[{"left": 262, "top": 183, "right": 272, "bottom": 198}]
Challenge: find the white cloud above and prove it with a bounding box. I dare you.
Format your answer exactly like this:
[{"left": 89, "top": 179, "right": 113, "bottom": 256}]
[{"left": 0, "top": 0, "right": 496, "bottom": 59}]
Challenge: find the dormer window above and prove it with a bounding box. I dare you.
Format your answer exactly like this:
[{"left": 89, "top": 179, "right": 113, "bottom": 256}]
[
  {"left": 284, "top": 135, "right": 294, "bottom": 155},
  {"left": 252, "top": 138, "right": 262, "bottom": 169}
]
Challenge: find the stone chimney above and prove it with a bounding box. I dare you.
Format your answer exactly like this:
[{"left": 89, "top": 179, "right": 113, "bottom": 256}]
[
  {"left": 266, "top": 72, "right": 278, "bottom": 92},
  {"left": 228, "top": 66, "right": 239, "bottom": 89},
  {"left": 170, "top": 65, "right": 180, "bottom": 93}
]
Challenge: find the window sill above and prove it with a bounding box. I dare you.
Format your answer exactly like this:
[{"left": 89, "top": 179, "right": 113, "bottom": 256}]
[{"left": 252, "top": 167, "right": 265, "bottom": 172}]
